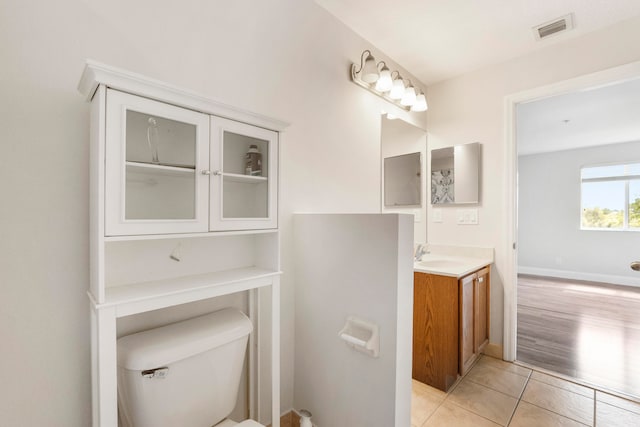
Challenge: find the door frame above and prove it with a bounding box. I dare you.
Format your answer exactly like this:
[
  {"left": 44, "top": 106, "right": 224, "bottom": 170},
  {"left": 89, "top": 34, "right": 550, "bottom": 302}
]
[{"left": 503, "top": 60, "right": 640, "bottom": 361}]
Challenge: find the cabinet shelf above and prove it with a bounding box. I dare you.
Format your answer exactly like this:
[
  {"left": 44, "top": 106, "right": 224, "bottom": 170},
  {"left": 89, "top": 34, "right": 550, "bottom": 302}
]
[
  {"left": 126, "top": 161, "right": 196, "bottom": 176},
  {"left": 223, "top": 172, "right": 268, "bottom": 183},
  {"left": 104, "top": 228, "right": 277, "bottom": 242},
  {"left": 97, "top": 267, "right": 281, "bottom": 317}
]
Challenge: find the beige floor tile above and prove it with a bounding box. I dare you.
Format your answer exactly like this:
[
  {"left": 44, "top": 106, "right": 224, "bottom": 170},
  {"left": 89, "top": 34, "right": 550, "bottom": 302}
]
[
  {"left": 522, "top": 379, "right": 594, "bottom": 426},
  {"left": 413, "top": 379, "right": 448, "bottom": 400},
  {"left": 530, "top": 371, "right": 594, "bottom": 398},
  {"left": 510, "top": 401, "right": 589, "bottom": 427},
  {"left": 465, "top": 362, "right": 529, "bottom": 398},
  {"left": 477, "top": 355, "right": 532, "bottom": 378},
  {"left": 595, "top": 400, "right": 640, "bottom": 426},
  {"left": 596, "top": 391, "right": 640, "bottom": 415},
  {"left": 423, "top": 401, "right": 501, "bottom": 427},
  {"left": 448, "top": 379, "right": 518, "bottom": 425},
  {"left": 412, "top": 380, "right": 445, "bottom": 427}
]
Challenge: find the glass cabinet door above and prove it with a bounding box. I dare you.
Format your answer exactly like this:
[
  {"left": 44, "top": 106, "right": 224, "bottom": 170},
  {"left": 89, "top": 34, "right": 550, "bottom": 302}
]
[
  {"left": 105, "top": 89, "right": 210, "bottom": 236},
  {"left": 210, "top": 117, "right": 278, "bottom": 230}
]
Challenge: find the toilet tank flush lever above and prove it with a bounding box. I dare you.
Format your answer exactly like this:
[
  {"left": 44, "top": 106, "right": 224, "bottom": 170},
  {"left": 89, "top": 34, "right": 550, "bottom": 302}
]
[{"left": 141, "top": 367, "right": 169, "bottom": 379}]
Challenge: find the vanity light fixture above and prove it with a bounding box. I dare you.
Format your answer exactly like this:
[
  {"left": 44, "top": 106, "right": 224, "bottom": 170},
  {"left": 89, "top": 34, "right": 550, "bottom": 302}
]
[
  {"left": 412, "top": 91, "right": 428, "bottom": 112},
  {"left": 388, "top": 72, "right": 405, "bottom": 100},
  {"left": 401, "top": 82, "right": 417, "bottom": 106},
  {"left": 351, "top": 49, "right": 428, "bottom": 112}
]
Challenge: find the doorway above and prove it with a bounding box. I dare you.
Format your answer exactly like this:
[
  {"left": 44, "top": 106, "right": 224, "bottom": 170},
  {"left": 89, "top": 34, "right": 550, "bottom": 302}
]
[{"left": 504, "top": 61, "right": 640, "bottom": 398}]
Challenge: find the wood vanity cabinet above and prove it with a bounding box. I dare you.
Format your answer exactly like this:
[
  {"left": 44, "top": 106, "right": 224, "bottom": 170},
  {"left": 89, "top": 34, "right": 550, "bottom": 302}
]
[
  {"left": 412, "top": 272, "right": 459, "bottom": 391},
  {"left": 413, "top": 266, "right": 490, "bottom": 391}
]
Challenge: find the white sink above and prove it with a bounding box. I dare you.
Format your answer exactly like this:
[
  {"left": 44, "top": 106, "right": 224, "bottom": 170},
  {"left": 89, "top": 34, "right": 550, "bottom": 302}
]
[
  {"left": 413, "top": 245, "right": 494, "bottom": 278},
  {"left": 414, "top": 255, "right": 492, "bottom": 277}
]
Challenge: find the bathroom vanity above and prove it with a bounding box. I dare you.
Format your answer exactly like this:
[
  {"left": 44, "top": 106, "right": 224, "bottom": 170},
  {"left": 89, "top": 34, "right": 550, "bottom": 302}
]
[
  {"left": 412, "top": 248, "right": 492, "bottom": 391},
  {"left": 79, "top": 61, "right": 286, "bottom": 426}
]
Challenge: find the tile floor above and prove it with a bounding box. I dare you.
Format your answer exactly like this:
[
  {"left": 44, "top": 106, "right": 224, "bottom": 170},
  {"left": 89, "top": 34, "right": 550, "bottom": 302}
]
[{"left": 412, "top": 355, "right": 640, "bottom": 427}]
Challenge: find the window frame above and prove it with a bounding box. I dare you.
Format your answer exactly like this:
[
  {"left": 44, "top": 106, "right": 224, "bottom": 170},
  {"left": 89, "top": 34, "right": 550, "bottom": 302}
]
[{"left": 580, "top": 162, "right": 640, "bottom": 231}]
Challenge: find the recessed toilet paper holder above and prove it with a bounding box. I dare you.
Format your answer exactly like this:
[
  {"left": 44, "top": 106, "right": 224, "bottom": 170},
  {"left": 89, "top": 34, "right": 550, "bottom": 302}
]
[{"left": 339, "top": 316, "right": 379, "bottom": 358}]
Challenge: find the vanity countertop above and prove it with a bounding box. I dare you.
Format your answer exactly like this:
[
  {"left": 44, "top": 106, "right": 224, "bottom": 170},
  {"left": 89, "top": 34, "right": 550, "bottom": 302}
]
[{"left": 413, "top": 245, "right": 493, "bottom": 278}]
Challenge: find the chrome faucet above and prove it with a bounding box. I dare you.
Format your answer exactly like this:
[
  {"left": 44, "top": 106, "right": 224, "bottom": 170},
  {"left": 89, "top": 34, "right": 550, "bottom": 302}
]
[{"left": 414, "top": 243, "right": 429, "bottom": 261}]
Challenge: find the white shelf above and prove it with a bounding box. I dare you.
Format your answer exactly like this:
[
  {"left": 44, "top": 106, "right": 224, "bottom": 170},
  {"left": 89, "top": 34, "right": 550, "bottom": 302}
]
[
  {"left": 125, "top": 161, "right": 196, "bottom": 176},
  {"left": 126, "top": 161, "right": 195, "bottom": 176},
  {"left": 223, "top": 172, "right": 268, "bottom": 183},
  {"left": 104, "top": 228, "right": 277, "bottom": 242},
  {"left": 96, "top": 267, "right": 281, "bottom": 317}
]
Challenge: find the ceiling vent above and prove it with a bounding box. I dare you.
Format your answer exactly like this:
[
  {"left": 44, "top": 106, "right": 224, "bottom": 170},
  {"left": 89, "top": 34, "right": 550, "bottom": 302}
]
[{"left": 533, "top": 14, "right": 574, "bottom": 40}]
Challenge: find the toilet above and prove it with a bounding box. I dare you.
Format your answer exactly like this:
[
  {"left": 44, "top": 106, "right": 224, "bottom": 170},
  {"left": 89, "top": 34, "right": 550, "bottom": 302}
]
[{"left": 117, "top": 308, "right": 264, "bottom": 427}]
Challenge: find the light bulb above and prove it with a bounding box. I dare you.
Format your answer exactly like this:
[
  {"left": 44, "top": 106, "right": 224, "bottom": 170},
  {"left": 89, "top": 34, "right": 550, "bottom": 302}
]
[
  {"left": 375, "top": 66, "right": 392, "bottom": 92},
  {"left": 401, "top": 85, "right": 417, "bottom": 106},
  {"left": 411, "top": 93, "right": 428, "bottom": 112},
  {"left": 389, "top": 78, "right": 405, "bottom": 99},
  {"left": 361, "top": 53, "right": 379, "bottom": 83}
]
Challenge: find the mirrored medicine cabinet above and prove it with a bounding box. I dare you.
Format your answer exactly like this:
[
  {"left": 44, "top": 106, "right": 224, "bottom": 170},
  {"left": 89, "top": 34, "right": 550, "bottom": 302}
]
[
  {"left": 431, "top": 142, "right": 480, "bottom": 204},
  {"left": 384, "top": 152, "right": 422, "bottom": 206}
]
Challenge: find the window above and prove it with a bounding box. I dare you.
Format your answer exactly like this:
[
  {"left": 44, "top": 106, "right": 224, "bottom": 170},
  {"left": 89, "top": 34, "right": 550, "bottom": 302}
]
[{"left": 581, "top": 163, "right": 640, "bottom": 230}]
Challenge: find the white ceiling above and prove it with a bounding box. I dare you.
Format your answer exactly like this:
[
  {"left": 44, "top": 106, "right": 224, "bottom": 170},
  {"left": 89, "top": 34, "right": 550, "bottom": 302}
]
[
  {"left": 517, "top": 78, "right": 640, "bottom": 155},
  {"left": 315, "top": 0, "right": 640, "bottom": 85}
]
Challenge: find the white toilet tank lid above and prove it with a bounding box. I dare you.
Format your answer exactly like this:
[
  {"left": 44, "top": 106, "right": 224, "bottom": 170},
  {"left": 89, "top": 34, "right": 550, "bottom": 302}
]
[{"left": 117, "top": 308, "right": 253, "bottom": 371}]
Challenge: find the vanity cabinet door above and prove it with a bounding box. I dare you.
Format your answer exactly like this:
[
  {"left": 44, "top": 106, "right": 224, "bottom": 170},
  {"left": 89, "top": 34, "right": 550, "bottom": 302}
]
[
  {"left": 209, "top": 117, "right": 278, "bottom": 231},
  {"left": 413, "top": 272, "right": 459, "bottom": 391},
  {"left": 459, "top": 272, "right": 478, "bottom": 375},
  {"left": 104, "top": 89, "right": 210, "bottom": 236}
]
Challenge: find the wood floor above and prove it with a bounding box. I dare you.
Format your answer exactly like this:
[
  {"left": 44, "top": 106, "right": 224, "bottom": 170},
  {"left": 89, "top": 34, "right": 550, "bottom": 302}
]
[{"left": 517, "top": 274, "right": 640, "bottom": 399}]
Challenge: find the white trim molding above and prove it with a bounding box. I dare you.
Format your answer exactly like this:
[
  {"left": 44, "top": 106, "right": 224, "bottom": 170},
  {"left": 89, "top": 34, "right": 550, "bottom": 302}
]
[
  {"left": 503, "top": 59, "right": 640, "bottom": 362},
  {"left": 78, "top": 60, "right": 290, "bottom": 132},
  {"left": 518, "top": 266, "right": 640, "bottom": 288}
]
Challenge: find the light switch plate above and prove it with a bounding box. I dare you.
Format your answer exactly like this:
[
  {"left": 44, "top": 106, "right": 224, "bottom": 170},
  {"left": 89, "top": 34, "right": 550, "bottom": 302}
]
[
  {"left": 456, "top": 208, "right": 478, "bottom": 225},
  {"left": 432, "top": 208, "right": 443, "bottom": 223}
]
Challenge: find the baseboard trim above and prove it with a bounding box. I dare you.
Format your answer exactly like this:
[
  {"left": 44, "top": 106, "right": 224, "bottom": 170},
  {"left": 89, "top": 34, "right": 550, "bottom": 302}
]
[
  {"left": 518, "top": 266, "right": 640, "bottom": 287},
  {"left": 482, "top": 343, "right": 503, "bottom": 359}
]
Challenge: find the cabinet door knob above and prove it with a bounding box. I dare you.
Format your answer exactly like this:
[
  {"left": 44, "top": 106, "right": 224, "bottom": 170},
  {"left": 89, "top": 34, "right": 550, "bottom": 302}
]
[
  {"left": 213, "top": 170, "right": 222, "bottom": 176},
  {"left": 478, "top": 277, "right": 484, "bottom": 283},
  {"left": 201, "top": 170, "right": 211, "bottom": 175}
]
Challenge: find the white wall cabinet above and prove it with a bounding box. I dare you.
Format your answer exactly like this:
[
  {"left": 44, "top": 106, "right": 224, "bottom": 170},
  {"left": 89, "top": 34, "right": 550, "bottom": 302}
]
[
  {"left": 79, "top": 61, "right": 287, "bottom": 427},
  {"left": 104, "top": 90, "right": 278, "bottom": 236}
]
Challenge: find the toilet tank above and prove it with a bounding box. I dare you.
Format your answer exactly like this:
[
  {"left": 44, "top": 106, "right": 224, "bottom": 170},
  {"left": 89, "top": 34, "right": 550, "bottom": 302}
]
[{"left": 117, "top": 308, "right": 253, "bottom": 427}]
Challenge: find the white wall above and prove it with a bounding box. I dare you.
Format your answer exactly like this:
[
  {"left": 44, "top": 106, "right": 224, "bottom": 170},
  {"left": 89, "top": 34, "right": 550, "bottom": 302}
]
[
  {"left": 293, "top": 214, "right": 413, "bottom": 427},
  {"left": 0, "top": 0, "right": 427, "bottom": 425},
  {"left": 381, "top": 117, "right": 428, "bottom": 244},
  {"left": 518, "top": 141, "right": 640, "bottom": 287},
  {"left": 426, "top": 14, "right": 640, "bottom": 347}
]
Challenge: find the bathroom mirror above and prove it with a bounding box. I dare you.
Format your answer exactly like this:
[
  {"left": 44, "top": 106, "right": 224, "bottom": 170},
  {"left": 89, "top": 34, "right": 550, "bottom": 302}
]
[
  {"left": 431, "top": 142, "right": 480, "bottom": 204},
  {"left": 384, "top": 152, "right": 421, "bottom": 206},
  {"left": 380, "top": 114, "right": 427, "bottom": 244}
]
